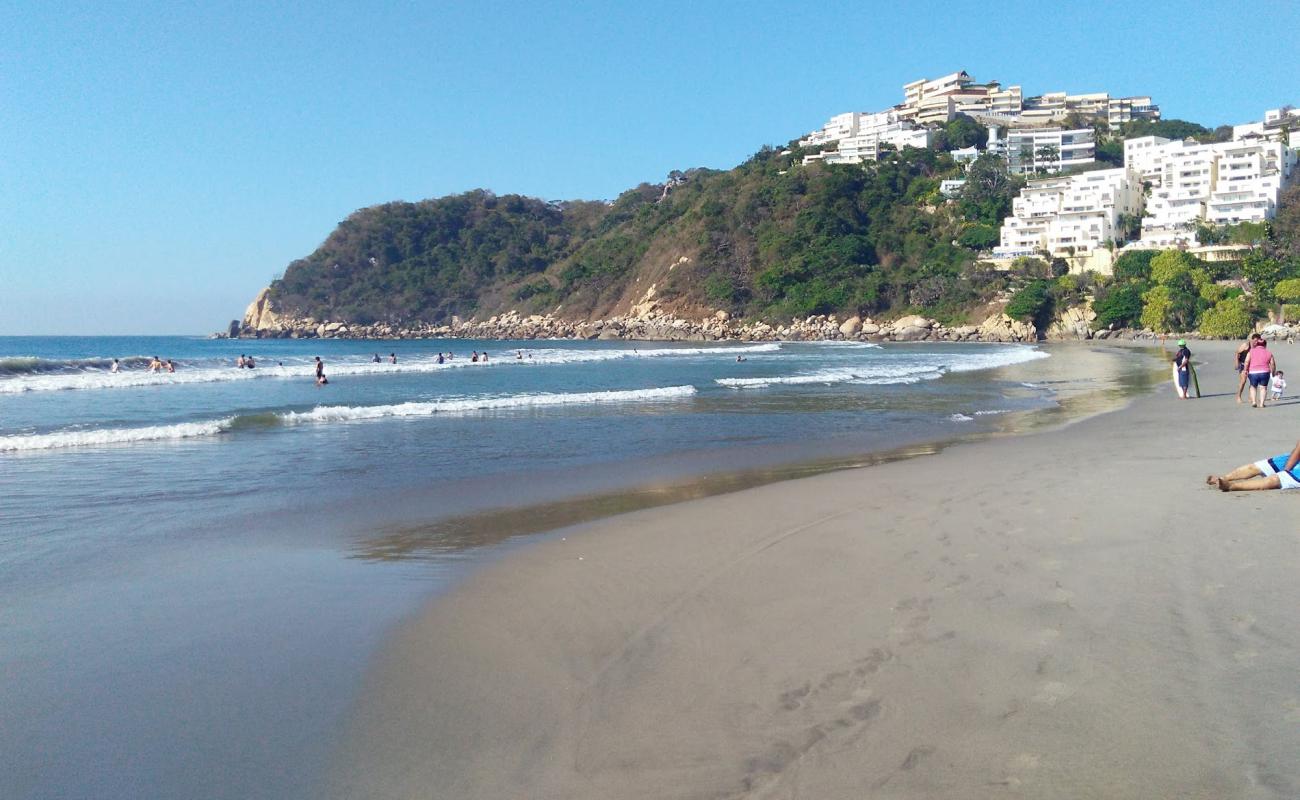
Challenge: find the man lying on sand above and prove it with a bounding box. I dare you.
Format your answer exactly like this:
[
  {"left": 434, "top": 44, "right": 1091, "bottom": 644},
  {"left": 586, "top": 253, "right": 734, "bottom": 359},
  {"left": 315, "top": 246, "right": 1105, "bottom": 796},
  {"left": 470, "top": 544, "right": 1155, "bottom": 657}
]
[{"left": 1207, "top": 441, "right": 1300, "bottom": 491}]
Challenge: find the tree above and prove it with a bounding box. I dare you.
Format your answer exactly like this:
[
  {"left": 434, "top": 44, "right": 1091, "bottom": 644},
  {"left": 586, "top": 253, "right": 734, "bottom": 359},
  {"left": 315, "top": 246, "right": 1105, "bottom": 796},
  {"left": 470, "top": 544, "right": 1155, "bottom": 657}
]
[
  {"left": 1140, "top": 275, "right": 1200, "bottom": 332},
  {"left": 1150, "top": 249, "right": 1196, "bottom": 285},
  {"left": 943, "top": 114, "right": 988, "bottom": 149},
  {"left": 1034, "top": 144, "right": 1060, "bottom": 175},
  {"left": 1198, "top": 297, "right": 1254, "bottom": 338},
  {"left": 1005, "top": 280, "right": 1054, "bottom": 329},
  {"left": 959, "top": 154, "right": 1023, "bottom": 226},
  {"left": 1112, "top": 249, "right": 1155, "bottom": 281},
  {"left": 1273, "top": 278, "right": 1300, "bottom": 322},
  {"left": 1242, "top": 251, "right": 1287, "bottom": 301},
  {"left": 957, "top": 224, "right": 999, "bottom": 250},
  {"left": 1092, "top": 283, "right": 1145, "bottom": 329}
]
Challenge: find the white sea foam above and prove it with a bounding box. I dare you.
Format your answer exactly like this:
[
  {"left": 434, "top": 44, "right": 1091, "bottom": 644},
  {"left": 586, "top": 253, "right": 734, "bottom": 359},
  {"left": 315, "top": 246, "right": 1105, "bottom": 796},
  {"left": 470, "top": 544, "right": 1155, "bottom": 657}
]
[
  {"left": 0, "top": 345, "right": 776, "bottom": 394},
  {"left": 949, "top": 413, "right": 975, "bottom": 422},
  {"left": 279, "top": 385, "right": 697, "bottom": 424},
  {"left": 1, "top": 386, "right": 697, "bottom": 452},
  {"left": 717, "top": 365, "right": 943, "bottom": 389},
  {"left": 715, "top": 345, "right": 1047, "bottom": 389},
  {"left": 0, "top": 419, "right": 236, "bottom": 452}
]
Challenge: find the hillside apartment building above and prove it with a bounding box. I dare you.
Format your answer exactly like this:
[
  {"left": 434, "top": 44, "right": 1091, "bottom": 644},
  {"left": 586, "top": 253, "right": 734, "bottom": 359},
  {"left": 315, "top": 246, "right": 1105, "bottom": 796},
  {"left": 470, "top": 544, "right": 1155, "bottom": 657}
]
[
  {"left": 995, "top": 111, "right": 1298, "bottom": 258},
  {"left": 801, "top": 70, "right": 1157, "bottom": 168}
]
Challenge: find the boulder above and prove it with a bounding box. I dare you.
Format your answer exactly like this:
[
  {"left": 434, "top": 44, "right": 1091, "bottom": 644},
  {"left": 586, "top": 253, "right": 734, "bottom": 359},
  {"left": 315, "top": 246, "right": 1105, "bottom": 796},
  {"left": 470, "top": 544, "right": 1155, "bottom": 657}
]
[
  {"left": 839, "top": 316, "right": 862, "bottom": 336},
  {"left": 978, "top": 313, "right": 1037, "bottom": 342},
  {"left": 894, "top": 325, "right": 930, "bottom": 341},
  {"left": 859, "top": 322, "right": 881, "bottom": 335},
  {"left": 893, "top": 314, "right": 934, "bottom": 330}
]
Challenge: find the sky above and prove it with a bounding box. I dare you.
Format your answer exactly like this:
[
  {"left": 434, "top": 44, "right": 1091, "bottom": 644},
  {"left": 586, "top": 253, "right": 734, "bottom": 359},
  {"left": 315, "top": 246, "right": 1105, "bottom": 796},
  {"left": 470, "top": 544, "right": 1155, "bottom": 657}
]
[{"left": 2, "top": 0, "right": 1298, "bottom": 335}]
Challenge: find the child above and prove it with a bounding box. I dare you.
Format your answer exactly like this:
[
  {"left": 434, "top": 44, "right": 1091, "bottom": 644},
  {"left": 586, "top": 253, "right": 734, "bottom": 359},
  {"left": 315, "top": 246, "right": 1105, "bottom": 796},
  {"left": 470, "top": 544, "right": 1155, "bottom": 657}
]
[{"left": 1270, "top": 370, "right": 1286, "bottom": 401}]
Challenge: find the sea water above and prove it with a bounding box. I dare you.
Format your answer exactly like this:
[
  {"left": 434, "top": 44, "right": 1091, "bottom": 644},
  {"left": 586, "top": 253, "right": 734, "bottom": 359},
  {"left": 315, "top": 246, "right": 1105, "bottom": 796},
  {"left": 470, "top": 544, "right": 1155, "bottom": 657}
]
[{"left": 0, "top": 335, "right": 1136, "bottom": 800}]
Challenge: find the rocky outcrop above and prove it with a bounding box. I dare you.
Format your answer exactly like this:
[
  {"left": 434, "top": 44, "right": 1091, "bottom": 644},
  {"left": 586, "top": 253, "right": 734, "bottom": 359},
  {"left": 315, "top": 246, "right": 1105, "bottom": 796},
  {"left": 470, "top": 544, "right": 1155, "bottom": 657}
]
[
  {"left": 242, "top": 287, "right": 283, "bottom": 334},
  {"left": 1044, "top": 304, "right": 1097, "bottom": 340},
  {"left": 977, "top": 314, "right": 1038, "bottom": 342}
]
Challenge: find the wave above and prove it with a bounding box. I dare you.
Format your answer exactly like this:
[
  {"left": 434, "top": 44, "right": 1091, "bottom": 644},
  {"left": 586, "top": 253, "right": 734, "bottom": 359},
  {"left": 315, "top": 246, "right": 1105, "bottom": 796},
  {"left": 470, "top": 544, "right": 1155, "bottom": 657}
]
[
  {"left": 0, "top": 419, "right": 236, "bottom": 452},
  {"left": 716, "top": 345, "right": 1048, "bottom": 389},
  {"left": 0, "top": 345, "right": 777, "bottom": 394},
  {"left": 717, "top": 365, "right": 944, "bottom": 389},
  {"left": 0, "top": 386, "right": 697, "bottom": 452}
]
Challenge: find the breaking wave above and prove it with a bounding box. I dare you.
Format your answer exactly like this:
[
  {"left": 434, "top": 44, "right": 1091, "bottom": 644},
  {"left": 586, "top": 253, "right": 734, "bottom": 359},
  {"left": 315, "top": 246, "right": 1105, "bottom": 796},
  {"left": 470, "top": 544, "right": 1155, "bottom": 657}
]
[{"left": 0, "top": 386, "right": 698, "bottom": 452}]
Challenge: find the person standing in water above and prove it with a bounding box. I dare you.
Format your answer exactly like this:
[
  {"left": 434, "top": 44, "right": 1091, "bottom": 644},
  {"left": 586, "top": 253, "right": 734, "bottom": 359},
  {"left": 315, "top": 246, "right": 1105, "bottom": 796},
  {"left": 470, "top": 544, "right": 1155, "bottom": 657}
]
[
  {"left": 315, "top": 356, "right": 327, "bottom": 386},
  {"left": 110, "top": 358, "right": 120, "bottom": 373},
  {"left": 389, "top": 352, "right": 397, "bottom": 364},
  {"left": 166, "top": 359, "right": 176, "bottom": 373}
]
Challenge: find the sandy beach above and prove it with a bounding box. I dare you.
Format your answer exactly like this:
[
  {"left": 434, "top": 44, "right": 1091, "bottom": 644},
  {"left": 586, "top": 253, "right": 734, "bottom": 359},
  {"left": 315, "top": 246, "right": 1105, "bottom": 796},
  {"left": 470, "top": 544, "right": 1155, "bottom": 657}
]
[{"left": 328, "top": 339, "right": 1300, "bottom": 799}]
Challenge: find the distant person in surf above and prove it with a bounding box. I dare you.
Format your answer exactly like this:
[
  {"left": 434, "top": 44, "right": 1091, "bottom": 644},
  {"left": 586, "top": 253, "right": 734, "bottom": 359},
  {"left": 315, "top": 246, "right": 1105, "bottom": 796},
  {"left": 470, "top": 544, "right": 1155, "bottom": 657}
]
[
  {"left": 390, "top": 352, "right": 397, "bottom": 364},
  {"left": 1207, "top": 440, "right": 1300, "bottom": 492},
  {"left": 149, "top": 356, "right": 163, "bottom": 372},
  {"left": 437, "top": 353, "right": 445, "bottom": 364},
  {"left": 315, "top": 356, "right": 327, "bottom": 386},
  {"left": 166, "top": 360, "right": 176, "bottom": 373},
  {"left": 482, "top": 352, "right": 488, "bottom": 362},
  {"left": 237, "top": 354, "right": 246, "bottom": 368},
  {"left": 471, "top": 351, "right": 479, "bottom": 362},
  {"left": 372, "top": 353, "right": 381, "bottom": 363},
  {"left": 516, "top": 350, "right": 523, "bottom": 360},
  {"left": 245, "top": 355, "right": 255, "bottom": 369},
  {"left": 110, "top": 358, "right": 120, "bottom": 373}
]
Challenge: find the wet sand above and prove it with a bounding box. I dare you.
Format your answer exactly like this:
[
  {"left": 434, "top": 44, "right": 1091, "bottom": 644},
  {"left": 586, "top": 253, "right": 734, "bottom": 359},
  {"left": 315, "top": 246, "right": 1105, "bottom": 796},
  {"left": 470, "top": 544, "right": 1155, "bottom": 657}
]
[{"left": 329, "top": 339, "right": 1300, "bottom": 799}]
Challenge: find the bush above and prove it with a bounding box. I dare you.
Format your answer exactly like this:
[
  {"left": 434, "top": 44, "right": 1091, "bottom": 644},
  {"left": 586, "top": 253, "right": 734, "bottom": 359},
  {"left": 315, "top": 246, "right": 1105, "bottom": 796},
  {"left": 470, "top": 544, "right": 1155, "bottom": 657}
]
[
  {"left": 1112, "top": 250, "right": 1155, "bottom": 282},
  {"left": 1198, "top": 297, "right": 1254, "bottom": 338},
  {"left": 1150, "top": 250, "right": 1196, "bottom": 285},
  {"left": 1005, "top": 280, "right": 1053, "bottom": 329},
  {"left": 957, "top": 224, "right": 999, "bottom": 250},
  {"left": 1092, "top": 283, "right": 1145, "bottom": 329},
  {"left": 1141, "top": 279, "right": 1200, "bottom": 332}
]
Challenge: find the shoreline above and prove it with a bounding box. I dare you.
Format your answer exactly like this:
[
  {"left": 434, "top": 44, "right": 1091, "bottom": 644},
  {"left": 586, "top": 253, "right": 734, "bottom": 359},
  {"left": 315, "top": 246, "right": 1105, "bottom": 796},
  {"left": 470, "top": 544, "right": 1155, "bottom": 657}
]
[{"left": 324, "top": 339, "right": 1300, "bottom": 798}]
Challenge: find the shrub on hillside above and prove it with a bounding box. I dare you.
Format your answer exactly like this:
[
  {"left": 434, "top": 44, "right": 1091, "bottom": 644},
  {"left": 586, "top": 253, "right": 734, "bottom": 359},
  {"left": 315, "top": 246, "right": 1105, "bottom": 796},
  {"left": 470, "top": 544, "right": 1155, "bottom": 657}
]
[
  {"left": 1005, "top": 280, "right": 1053, "bottom": 329},
  {"left": 1112, "top": 250, "right": 1155, "bottom": 282}
]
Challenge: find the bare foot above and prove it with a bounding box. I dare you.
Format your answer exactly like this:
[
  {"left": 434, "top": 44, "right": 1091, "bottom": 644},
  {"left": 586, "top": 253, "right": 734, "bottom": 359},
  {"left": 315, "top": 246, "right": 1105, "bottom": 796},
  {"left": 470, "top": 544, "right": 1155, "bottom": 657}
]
[{"left": 1217, "top": 477, "right": 1232, "bottom": 492}]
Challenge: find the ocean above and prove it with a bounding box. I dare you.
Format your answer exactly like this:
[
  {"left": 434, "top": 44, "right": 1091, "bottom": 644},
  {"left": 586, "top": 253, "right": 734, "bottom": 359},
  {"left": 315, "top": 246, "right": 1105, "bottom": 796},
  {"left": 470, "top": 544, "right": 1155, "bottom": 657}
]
[{"left": 0, "top": 335, "right": 1151, "bottom": 799}]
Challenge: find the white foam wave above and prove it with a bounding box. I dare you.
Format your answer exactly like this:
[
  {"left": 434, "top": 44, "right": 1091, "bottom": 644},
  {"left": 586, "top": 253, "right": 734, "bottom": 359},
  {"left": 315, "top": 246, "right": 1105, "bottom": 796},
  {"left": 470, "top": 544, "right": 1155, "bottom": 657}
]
[
  {"left": 943, "top": 345, "right": 1050, "bottom": 373},
  {"left": 0, "top": 344, "right": 777, "bottom": 394},
  {"left": 279, "top": 386, "right": 697, "bottom": 424},
  {"left": 717, "top": 365, "right": 942, "bottom": 389},
  {"left": 0, "top": 419, "right": 235, "bottom": 452},
  {"left": 949, "top": 413, "right": 975, "bottom": 422}
]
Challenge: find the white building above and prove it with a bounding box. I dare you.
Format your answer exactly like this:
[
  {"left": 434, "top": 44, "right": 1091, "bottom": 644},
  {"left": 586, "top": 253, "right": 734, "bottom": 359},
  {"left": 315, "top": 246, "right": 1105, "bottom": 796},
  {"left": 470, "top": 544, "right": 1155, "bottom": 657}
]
[
  {"left": 1022, "top": 91, "right": 1160, "bottom": 124},
  {"left": 1125, "top": 132, "right": 1299, "bottom": 246},
  {"left": 800, "top": 109, "right": 934, "bottom": 165},
  {"left": 1000, "top": 127, "right": 1096, "bottom": 175},
  {"left": 995, "top": 168, "right": 1143, "bottom": 257}
]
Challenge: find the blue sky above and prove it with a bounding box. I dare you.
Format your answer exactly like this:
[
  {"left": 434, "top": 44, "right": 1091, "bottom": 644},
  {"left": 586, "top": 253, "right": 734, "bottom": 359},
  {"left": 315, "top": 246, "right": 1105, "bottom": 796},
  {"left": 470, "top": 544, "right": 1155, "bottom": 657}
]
[{"left": 3, "top": 0, "right": 1297, "bottom": 334}]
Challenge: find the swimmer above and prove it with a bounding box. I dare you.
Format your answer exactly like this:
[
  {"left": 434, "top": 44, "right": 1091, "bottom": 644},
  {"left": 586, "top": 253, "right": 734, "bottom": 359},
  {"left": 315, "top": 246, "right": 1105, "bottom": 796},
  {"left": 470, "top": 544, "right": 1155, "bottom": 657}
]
[
  {"left": 237, "top": 354, "right": 246, "bottom": 368},
  {"left": 517, "top": 350, "right": 523, "bottom": 360},
  {"left": 166, "top": 359, "right": 176, "bottom": 373},
  {"left": 372, "top": 353, "right": 381, "bottom": 363},
  {"left": 315, "top": 356, "right": 327, "bottom": 386},
  {"left": 482, "top": 352, "right": 488, "bottom": 362},
  {"left": 437, "top": 353, "right": 445, "bottom": 364},
  {"left": 390, "top": 352, "right": 397, "bottom": 364},
  {"left": 472, "top": 351, "right": 479, "bottom": 362},
  {"left": 149, "top": 356, "right": 163, "bottom": 372},
  {"left": 246, "top": 355, "right": 255, "bottom": 369},
  {"left": 110, "top": 358, "right": 120, "bottom": 373}
]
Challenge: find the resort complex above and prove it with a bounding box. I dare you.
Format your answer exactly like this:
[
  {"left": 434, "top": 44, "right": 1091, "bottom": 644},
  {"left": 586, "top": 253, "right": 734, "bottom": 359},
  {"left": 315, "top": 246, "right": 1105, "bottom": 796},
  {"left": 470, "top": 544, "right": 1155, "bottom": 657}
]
[{"left": 798, "top": 70, "right": 1298, "bottom": 264}]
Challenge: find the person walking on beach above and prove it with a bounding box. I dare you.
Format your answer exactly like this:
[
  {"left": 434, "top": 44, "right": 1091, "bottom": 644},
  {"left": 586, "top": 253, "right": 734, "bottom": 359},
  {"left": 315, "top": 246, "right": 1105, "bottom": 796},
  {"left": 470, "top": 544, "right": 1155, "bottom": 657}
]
[
  {"left": 1244, "top": 338, "right": 1275, "bottom": 408},
  {"left": 1271, "top": 371, "right": 1286, "bottom": 401},
  {"left": 1236, "top": 333, "right": 1262, "bottom": 403},
  {"left": 315, "top": 356, "right": 327, "bottom": 386},
  {"left": 1207, "top": 440, "right": 1300, "bottom": 491},
  {"left": 1172, "top": 339, "right": 1193, "bottom": 399}
]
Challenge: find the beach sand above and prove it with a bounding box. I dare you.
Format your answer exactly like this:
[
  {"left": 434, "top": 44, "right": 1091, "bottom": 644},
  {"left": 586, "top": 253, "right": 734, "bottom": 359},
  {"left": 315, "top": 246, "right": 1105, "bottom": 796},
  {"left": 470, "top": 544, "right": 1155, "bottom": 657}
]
[{"left": 328, "top": 339, "right": 1300, "bottom": 799}]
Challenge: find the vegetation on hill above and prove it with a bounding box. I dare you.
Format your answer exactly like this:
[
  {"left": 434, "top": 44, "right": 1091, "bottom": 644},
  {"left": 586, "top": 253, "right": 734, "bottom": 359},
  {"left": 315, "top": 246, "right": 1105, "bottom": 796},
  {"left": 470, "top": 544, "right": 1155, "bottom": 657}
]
[
  {"left": 262, "top": 116, "right": 1300, "bottom": 337},
  {"left": 269, "top": 141, "right": 1026, "bottom": 326}
]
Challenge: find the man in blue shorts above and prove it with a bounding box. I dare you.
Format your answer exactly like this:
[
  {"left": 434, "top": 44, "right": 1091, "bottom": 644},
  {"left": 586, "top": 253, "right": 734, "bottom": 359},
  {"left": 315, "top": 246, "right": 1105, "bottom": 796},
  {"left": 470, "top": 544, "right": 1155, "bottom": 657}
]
[{"left": 1207, "top": 440, "right": 1300, "bottom": 491}]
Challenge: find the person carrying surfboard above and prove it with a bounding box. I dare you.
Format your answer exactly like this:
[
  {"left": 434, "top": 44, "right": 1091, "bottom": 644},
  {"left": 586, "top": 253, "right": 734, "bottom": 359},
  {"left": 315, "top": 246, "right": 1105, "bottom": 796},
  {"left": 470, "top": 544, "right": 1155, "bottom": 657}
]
[{"left": 1173, "top": 339, "right": 1194, "bottom": 399}]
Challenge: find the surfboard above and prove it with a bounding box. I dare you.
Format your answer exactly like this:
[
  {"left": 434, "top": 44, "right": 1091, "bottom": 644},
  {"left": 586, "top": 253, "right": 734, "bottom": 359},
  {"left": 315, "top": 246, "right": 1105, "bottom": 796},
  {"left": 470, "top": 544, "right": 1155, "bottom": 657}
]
[{"left": 1190, "top": 361, "right": 1201, "bottom": 398}]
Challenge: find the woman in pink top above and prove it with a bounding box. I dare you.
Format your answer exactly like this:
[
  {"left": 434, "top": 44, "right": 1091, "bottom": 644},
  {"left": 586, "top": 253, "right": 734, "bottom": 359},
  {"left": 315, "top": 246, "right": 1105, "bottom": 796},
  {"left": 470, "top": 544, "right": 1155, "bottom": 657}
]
[{"left": 1244, "top": 338, "right": 1276, "bottom": 408}]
